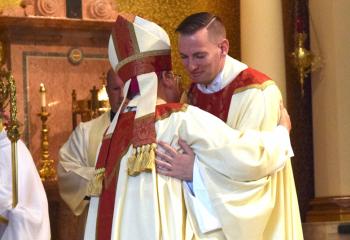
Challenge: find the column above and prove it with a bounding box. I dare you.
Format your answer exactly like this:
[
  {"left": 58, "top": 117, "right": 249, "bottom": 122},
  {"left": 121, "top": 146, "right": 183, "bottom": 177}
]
[
  {"left": 307, "top": 0, "right": 350, "bottom": 222},
  {"left": 240, "top": 0, "right": 287, "bottom": 100}
]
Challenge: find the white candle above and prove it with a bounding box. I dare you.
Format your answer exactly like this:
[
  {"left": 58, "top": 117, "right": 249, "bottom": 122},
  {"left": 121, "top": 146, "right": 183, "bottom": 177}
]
[{"left": 39, "top": 83, "right": 46, "bottom": 108}]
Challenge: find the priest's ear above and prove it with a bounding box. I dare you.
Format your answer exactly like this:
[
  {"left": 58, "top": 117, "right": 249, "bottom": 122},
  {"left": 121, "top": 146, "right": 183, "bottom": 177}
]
[{"left": 219, "top": 39, "right": 229, "bottom": 56}]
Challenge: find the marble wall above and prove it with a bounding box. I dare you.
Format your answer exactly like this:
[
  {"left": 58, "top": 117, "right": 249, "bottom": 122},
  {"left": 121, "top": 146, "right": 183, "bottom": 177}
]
[{"left": 1, "top": 18, "right": 112, "bottom": 165}]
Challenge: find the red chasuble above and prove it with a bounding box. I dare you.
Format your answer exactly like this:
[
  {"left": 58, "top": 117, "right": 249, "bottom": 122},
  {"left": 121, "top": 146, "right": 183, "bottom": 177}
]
[{"left": 188, "top": 68, "right": 271, "bottom": 122}]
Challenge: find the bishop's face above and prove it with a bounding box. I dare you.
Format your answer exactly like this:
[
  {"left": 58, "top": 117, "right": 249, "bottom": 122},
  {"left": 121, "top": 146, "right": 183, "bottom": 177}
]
[{"left": 178, "top": 28, "right": 225, "bottom": 85}]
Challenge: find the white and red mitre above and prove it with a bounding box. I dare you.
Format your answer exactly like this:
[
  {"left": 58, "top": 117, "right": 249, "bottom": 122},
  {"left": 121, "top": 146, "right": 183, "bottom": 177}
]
[
  {"left": 106, "top": 14, "right": 172, "bottom": 134},
  {"left": 107, "top": 14, "right": 172, "bottom": 175}
]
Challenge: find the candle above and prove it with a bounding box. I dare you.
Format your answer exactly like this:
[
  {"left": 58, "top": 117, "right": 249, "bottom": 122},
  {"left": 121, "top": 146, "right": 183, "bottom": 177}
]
[{"left": 39, "top": 83, "right": 47, "bottom": 108}]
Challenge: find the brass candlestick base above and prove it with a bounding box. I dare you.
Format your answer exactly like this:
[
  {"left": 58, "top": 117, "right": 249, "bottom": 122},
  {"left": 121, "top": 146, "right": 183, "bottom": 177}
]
[{"left": 38, "top": 108, "right": 56, "bottom": 182}]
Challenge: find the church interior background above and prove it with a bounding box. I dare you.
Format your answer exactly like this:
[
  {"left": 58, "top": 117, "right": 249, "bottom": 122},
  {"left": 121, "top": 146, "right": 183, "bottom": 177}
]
[{"left": 0, "top": 0, "right": 349, "bottom": 239}]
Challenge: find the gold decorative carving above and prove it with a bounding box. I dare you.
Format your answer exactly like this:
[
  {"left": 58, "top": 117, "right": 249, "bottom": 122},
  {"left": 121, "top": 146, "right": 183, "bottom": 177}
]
[
  {"left": 85, "top": 0, "right": 116, "bottom": 20},
  {"left": 34, "top": 0, "right": 65, "bottom": 17},
  {"left": 115, "top": 0, "right": 240, "bottom": 88},
  {"left": 36, "top": 0, "right": 59, "bottom": 16}
]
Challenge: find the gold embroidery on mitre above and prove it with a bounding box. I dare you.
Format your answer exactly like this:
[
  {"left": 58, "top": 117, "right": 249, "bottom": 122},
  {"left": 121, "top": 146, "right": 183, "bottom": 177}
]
[
  {"left": 87, "top": 168, "right": 106, "bottom": 196},
  {"left": 115, "top": 50, "right": 171, "bottom": 72},
  {"left": 127, "top": 143, "right": 157, "bottom": 176}
]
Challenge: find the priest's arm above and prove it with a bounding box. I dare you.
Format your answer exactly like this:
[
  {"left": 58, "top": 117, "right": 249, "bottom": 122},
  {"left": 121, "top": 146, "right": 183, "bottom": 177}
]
[{"left": 58, "top": 122, "right": 97, "bottom": 216}]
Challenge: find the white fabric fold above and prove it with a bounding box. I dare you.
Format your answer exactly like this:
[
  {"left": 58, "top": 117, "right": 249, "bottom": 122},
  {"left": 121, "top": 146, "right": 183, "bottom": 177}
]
[{"left": 0, "top": 130, "right": 50, "bottom": 240}]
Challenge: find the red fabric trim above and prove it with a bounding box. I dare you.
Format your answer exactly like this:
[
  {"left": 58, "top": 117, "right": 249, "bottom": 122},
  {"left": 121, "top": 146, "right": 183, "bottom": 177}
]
[
  {"left": 118, "top": 54, "right": 171, "bottom": 83},
  {"left": 188, "top": 68, "right": 270, "bottom": 122},
  {"left": 95, "top": 111, "right": 135, "bottom": 240},
  {"left": 112, "top": 17, "right": 137, "bottom": 61},
  {"left": 155, "top": 103, "right": 187, "bottom": 119},
  {"left": 131, "top": 103, "right": 186, "bottom": 147}
]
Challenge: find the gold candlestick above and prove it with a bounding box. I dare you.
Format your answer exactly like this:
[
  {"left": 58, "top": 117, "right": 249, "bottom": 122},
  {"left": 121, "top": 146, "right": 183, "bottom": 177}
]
[{"left": 38, "top": 84, "right": 56, "bottom": 182}]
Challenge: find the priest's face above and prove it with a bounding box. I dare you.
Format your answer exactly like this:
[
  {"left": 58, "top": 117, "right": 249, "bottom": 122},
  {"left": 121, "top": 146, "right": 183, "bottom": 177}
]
[
  {"left": 106, "top": 70, "right": 124, "bottom": 112},
  {"left": 178, "top": 28, "right": 226, "bottom": 85}
]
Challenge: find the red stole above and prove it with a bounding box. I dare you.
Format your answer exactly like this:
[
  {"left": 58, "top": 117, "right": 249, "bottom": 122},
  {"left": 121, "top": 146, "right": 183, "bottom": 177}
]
[
  {"left": 95, "top": 111, "right": 135, "bottom": 240},
  {"left": 188, "top": 68, "right": 270, "bottom": 122}
]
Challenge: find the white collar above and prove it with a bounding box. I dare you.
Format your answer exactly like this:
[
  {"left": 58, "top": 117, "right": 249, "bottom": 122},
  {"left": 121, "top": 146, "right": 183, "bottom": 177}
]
[
  {"left": 197, "top": 56, "right": 248, "bottom": 94},
  {"left": 197, "top": 70, "right": 224, "bottom": 94}
]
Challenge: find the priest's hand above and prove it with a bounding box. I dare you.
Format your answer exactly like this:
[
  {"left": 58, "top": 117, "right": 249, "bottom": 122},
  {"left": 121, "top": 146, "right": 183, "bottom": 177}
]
[
  {"left": 278, "top": 102, "right": 291, "bottom": 133},
  {"left": 156, "top": 139, "right": 194, "bottom": 181}
]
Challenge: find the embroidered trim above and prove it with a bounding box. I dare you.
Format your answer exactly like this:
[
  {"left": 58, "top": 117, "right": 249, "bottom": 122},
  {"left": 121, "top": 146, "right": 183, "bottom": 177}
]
[
  {"left": 155, "top": 104, "right": 188, "bottom": 121},
  {"left": 87, "top": 168, "right": 106, "bottom": 196},
  {"left": 233, "top": 80, "right": 275, "bottom": 95},
  {"left": 116, "top": 50, "right": 171, "bottom": 72},
  {"left": 132, "top": 113, "right": 156, "bottom": 147}
]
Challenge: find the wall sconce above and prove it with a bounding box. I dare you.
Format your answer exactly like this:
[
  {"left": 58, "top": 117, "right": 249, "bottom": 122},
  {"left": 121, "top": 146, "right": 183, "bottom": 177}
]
[{"left": 291, "top": 12, "right": 322, "bottom": 97}]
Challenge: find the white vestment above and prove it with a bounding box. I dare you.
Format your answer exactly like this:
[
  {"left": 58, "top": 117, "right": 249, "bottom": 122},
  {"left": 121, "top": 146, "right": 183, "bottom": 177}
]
[
  {"left": 84, "top": 104, "right": 292, "bottom": 240},
  {"left": 0, "top": 130, "right": 50, "bottom": 240},
  {"left": 58, "top": 111, "right": 110, "bottom": 215},
  {"left": 189, "top": 56, "right": 303, "bottom": 239}
]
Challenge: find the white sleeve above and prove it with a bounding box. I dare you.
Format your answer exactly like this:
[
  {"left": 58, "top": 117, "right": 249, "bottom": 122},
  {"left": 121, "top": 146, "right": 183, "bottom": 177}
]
[
  {"left": 57, "top": 123, "right": 96, "bottom": 215},
  {"left": 179, "top": 106, "right": 292, "bottom": 181}
]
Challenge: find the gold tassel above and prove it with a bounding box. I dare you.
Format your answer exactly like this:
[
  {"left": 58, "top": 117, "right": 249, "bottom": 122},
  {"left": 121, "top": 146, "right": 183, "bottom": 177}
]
[
  {"left": 144, "top": 143, "right": 156, "bottom": 171},
  {"left": 141, "top": 144, "right": 150, "bottom": 171},
  {"left": 127, "top": 147, "right": 137, "bottom": 175},
  {"left": 128, "top": 146, "right": 143, "bottom": 176},
  {"left": 87, "top": 168, "right": 105, "bottom": 196},
  {"left": 133, "top": 145, "right": 144, "bottom": 174},
  {"left": 127, "top": 143, "right": 157, "bottom": 176}
]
